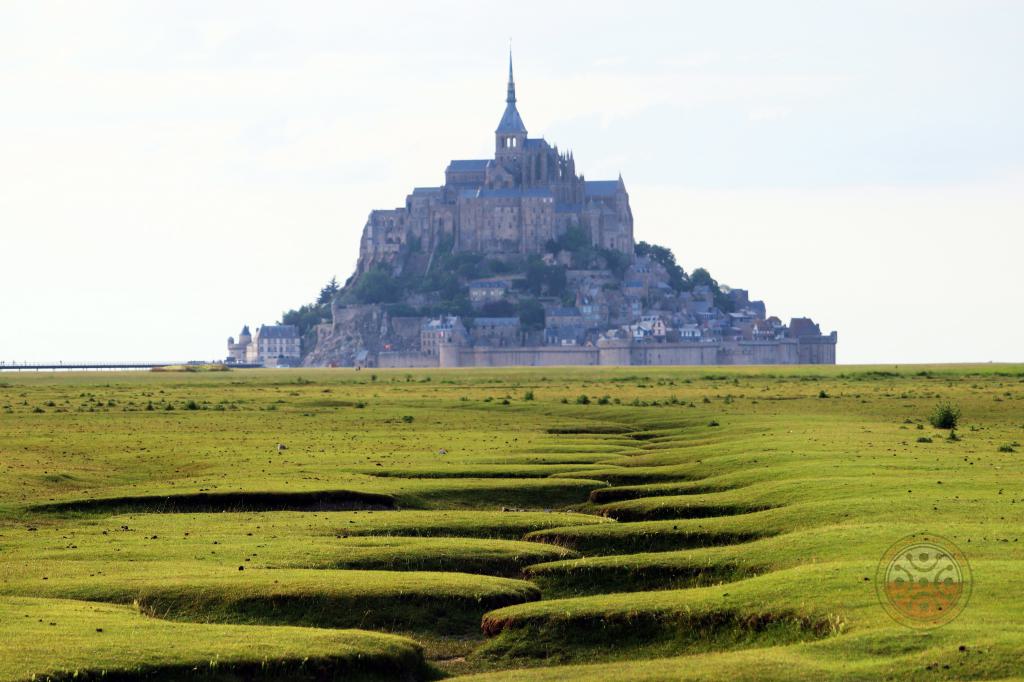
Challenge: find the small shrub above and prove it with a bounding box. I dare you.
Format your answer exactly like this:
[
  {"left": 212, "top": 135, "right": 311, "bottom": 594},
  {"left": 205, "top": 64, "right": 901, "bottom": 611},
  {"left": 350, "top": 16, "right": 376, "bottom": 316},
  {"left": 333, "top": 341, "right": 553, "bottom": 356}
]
[
  {"left": 597, "top": 395, "right": 611, "bottom": 405},
  {"left": 354, "top": 401, "right": 366, "bottom": 409},
  {"left": 32, "top": 406, "right": 44, "bottom": 413},
  {"left": 501, "top": 399, "right": 510, "bottom": 405},
  {"left": 184, "top": 400, "right": 199, "bottom": 411},
  {"left": 947, "top": 430, "right": 960, "bottom": 442},
  {"left": 818, "top": 390, "right": 829, "bottom": 399},
  {"left": 164, "top": 403, "right": 174, "bottom": 411},
  {"left": 576, "top": 394, "right": 591, "bottom": 405},
  {"left": 401, "top": 415, "right": 414, "bottom": 423},
  {"left": 929, "top": 403, "right": 961, "bottom": 430},
  {"left": 708, "top": 419, "right": 720, "bottom": 427},
  {"left": 997, "top": 444, "right": 1016, "bottom": 453},
  {"left": 916, "top": 436, "right": 933, "bottom": 443},
  {"left": 560, "top": 397, "right": 568, "bottom": 404},
  {"left": 523, "top": 390, "right": 534, "bottom": 401}
]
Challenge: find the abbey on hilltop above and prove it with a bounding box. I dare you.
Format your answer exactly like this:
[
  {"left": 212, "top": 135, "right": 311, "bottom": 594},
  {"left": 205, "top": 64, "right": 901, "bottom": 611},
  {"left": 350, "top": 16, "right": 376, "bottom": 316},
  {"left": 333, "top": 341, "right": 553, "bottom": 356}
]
[
  {"left": 356, "top": 53, "right": 634, "bottom": 276},
  {"left": 238, "top": 53, "right": 837, "bottom": 368}
]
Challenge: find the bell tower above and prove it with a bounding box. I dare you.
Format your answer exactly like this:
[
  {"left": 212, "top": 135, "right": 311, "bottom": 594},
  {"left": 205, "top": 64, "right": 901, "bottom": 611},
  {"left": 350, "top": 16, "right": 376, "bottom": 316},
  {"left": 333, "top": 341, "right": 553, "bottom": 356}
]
[{"left": 495, "top": 51, "right": 527, "bottom": 160}]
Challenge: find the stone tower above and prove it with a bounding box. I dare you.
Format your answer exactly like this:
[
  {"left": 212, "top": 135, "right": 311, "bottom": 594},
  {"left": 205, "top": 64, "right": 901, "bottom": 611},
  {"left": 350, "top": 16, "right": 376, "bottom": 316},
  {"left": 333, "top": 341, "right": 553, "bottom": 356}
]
[{"left": 495, "top": 52, "right": 527, "bottom": 161}]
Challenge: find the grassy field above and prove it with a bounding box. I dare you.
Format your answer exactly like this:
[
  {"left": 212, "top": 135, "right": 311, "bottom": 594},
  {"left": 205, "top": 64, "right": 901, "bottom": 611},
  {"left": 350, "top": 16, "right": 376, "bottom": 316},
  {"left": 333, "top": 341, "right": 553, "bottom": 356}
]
[{"left": 0, "top": 364, "right": 1022, "bottom": 680}]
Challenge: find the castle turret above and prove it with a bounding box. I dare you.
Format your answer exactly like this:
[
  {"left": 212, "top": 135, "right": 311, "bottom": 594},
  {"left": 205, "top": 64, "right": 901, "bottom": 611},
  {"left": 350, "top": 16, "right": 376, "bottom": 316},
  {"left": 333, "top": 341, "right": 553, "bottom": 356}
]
[{"left": 227, "top": 325, "right": 253, "bottom": 363}]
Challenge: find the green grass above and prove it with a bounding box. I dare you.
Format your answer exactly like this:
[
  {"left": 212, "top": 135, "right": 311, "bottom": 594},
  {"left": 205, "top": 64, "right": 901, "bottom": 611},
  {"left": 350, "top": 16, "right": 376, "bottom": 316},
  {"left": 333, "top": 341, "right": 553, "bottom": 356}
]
[
  {"left": 0, "top": 563, "right": 539, "bottom": 634},
  {"left": 0, "top": 596, "right": 426, "bottom": 681},
  {"left": 0, "top": 513, "right": 579, "bottom": 575},
  {"left": 2, "top": 364, "right": 1023, "bottom": 679}
]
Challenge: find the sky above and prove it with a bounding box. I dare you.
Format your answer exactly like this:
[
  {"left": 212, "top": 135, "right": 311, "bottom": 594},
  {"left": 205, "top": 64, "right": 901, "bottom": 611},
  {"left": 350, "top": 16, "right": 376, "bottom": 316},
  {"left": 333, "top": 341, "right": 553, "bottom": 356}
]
[{"left": 0, "top": 1, "right": 1021, "bottom": 364}]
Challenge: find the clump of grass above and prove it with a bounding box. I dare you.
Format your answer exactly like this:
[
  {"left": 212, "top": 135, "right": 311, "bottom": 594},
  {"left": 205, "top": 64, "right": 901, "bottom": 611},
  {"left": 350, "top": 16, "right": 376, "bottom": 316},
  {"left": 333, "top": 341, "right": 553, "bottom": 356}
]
[
  {"left": 523, "top": 390, "right": 534, "bottom": 401},
  {"left": 929, "top": 402, "right": 961, "bottom": 430},
  {"left": 401, "top": 415, "right": 414, "bottom": 423},
  {"left": 917, "top": 436, "right": 933, "bottom": 443},
  {"left": 997, "top": 443, "right": 1016, "bottom": 453},
  {"left": 708, "top": 420, "right": 720, "bottom": 427},
  {"left": 818, "top": 390, "right": 829, "bottom": 399},
  {"left": 597, "top": 395, "right": 611, "bottom": 405},
  {"left": 576, "top": 395, "right": 591, "bottom": 405},
  {"left": 184, "top": 400, "right": 199, "bottom": 411}
]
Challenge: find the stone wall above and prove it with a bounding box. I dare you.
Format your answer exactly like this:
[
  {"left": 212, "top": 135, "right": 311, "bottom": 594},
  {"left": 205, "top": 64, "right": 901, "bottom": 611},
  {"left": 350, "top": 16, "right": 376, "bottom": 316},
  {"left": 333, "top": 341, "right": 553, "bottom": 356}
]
[
  {"left": 433, "top": 336, "right": 837, "bottom": 368},
  {"left": 378, "top": 351, "right": 439, "bottom": 368}
]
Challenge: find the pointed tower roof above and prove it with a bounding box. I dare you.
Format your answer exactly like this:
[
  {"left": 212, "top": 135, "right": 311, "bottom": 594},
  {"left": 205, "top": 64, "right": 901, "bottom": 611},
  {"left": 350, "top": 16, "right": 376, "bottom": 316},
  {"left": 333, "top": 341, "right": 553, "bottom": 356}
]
[{"left": 495, "top": 50, "right": 527, "bottom": 135}]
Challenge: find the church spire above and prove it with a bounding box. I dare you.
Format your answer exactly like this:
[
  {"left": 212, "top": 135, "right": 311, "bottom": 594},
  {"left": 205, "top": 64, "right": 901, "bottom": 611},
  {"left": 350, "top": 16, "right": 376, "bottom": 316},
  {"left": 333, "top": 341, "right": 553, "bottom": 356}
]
[
  {"left": 507, "top": 48, "right": 516, "bottom": 105},
  {"left": 495, "top": 47, "right": 527, "bottom": 139}
]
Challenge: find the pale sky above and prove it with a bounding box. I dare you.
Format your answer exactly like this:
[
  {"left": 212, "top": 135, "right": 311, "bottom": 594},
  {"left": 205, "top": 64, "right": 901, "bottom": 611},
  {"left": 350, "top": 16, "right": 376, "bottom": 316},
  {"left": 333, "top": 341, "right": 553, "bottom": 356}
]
[{"left": 1, "top": 1, "right": 1021, "bottom": 364}]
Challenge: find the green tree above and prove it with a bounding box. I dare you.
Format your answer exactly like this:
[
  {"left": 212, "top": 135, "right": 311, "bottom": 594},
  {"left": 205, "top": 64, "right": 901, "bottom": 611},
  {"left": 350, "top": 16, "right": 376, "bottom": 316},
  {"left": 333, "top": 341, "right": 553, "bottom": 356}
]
[
  {"left": 317, "top": 276, "right": 340, "bottom": 305},
  {"left": 518, "top": 298, "right": 546, "bottom": 331},
  {"left": 636, "top": 241, "right": 689, "bottom": 291},
  {"left": 480, "top": 300, "right": 517, "bottom": 317},
  {"left": 353, "top": 269, "right": 400, "bottom": 304}
]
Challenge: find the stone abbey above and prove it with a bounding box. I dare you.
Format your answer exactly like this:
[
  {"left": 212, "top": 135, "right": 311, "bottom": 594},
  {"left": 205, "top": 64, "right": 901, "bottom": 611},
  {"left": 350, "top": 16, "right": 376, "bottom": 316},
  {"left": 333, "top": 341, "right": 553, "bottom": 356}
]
[
  {"left": 237, "top": 54, "right": 837, "bottom": 368},
  {"left": 357, "top": 54, "right": 634, "bottom": 275}
]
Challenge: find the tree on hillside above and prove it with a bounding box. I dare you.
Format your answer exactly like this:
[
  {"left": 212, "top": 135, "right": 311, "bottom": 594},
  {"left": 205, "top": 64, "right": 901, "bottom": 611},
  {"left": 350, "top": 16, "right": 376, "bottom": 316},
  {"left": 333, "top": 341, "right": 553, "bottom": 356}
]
[
  {"left": 524, "top": 257, "right": 568, "bottom": 297},
  {"left": 636, "top": 241, "right": 689, "bottom": 291},
  {"left": 353, "top": 269, "right": 401, "bottom": 304},
  {"left": 317, "top": 276, "right": 340, "bottom": 305},
  {"left": 691, "top": 268, "right": 735, "bottom": 312},
  {"left": 518, "top": 298, "right": 545, "bottom": 331}
]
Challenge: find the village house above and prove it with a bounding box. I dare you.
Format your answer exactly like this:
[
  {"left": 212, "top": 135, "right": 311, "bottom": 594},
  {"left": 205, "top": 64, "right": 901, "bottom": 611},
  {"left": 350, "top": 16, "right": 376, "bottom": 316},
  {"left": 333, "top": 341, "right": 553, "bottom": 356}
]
[
  {"left": 421, "top": 316, "right": 467, "bottom": 355},
  {"left": 469, "top": 279, "right": 511, "bottom": 307},
  {"left": 226, "top": 324, "right": 301, "bottom": 367},
  {"left": 470, "top": 317, "right": 520, "bottom": 346}
]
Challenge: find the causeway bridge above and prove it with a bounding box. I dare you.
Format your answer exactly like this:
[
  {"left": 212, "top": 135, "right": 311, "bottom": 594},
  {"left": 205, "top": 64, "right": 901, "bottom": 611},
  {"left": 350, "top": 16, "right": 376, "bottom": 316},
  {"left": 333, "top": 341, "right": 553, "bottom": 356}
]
[{"left": 0, "top": 362, "right": 262, "bottom": 372}]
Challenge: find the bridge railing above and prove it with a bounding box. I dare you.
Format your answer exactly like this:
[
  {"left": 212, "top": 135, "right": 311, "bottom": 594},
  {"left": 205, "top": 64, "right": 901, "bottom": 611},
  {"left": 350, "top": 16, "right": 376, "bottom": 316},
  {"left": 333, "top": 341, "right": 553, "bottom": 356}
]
[{"left": 0, "top": 361, "right": 243, "bottom": 371}]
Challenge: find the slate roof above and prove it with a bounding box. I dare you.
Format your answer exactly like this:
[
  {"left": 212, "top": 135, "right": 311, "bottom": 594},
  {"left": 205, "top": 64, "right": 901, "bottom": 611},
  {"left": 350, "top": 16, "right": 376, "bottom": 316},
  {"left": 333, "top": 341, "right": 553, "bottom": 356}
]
[
  {"left": 484, "top": 188, "right": 552, "bottom": 199},
  {"left": 446, "top": 159, "right": 490, "bottom": 173},
  {"left": 257, "top": 325, "right": 299, "bottom": 339},
  {"left": 474, "top": 317, "right": 520, "bottom": 327},
  {"left": 411, "top": 186, "right": 442, "bottom": 196},
  {"left": 584, "top": 180, "right": 621, "bottom": 197},
  {"left": 496, "top": 102, "right": 527, "bottom": 134}
]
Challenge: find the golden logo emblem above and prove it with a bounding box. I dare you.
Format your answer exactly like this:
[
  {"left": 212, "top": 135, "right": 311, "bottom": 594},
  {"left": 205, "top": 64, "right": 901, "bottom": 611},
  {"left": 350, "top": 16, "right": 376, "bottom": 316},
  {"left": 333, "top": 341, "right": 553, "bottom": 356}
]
[{"left": 875, "top": 534, "right": 971, "bottom": 628}]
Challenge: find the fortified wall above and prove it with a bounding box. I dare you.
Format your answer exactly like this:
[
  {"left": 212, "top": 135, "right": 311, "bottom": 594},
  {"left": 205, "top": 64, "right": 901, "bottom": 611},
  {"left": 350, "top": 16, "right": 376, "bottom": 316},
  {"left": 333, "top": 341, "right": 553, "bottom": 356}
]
[{"left": 415, "top": 334, "right": 838, "bottom": 368}]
